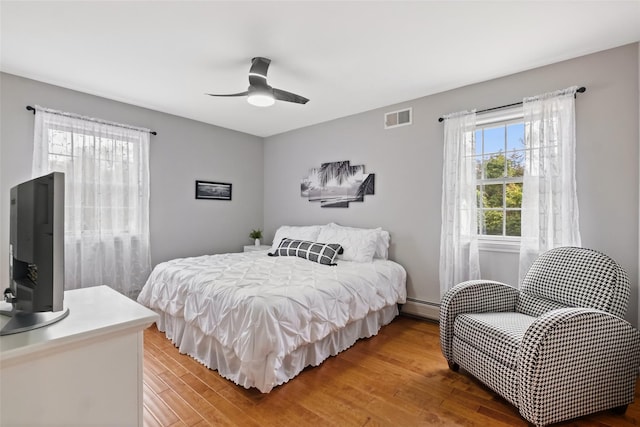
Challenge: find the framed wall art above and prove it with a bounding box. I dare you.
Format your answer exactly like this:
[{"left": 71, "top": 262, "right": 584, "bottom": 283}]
[
  {"left": 195, "top": 180, "right": 232, "bottom": 200},
  {"left": 301, "top": 160, "right": 375, "bottom": 208}
]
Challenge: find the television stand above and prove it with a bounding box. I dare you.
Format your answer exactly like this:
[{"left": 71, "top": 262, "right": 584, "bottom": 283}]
[{"left": 0, "top": 306, "right": 70, "bottom": 336}]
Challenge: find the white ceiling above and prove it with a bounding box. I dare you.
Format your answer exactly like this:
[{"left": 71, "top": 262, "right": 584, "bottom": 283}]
[{"left": 1, "top": 1, "right": 639, "bottom": 138}]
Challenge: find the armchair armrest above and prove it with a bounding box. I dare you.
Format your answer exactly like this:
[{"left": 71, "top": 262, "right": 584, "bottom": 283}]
[
  {"left": 439, "top": 280, "right": 518, "bottom": 363},
  {"left": 518, "top": 308, "right": 640, "bottom": 426}
]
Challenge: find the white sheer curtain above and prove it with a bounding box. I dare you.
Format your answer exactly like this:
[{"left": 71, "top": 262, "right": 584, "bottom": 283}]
[
  {"left": 32, "top": 105, "right": 151, "bottom": 298},
  {"left": 518, "top": 87, "right": 581, "bottom": 282},
  {"left": 440, "top": 110, "right": 480, "bottom": 297}
]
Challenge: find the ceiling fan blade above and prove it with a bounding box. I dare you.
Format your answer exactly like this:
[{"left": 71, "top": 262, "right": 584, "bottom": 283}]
[
  {"left": 273, "top": 88, "right": 309, "bottom": 104},
  {"left": 249, "top": 57, "right": 271, "bottom": 87},
  {"left": 249, "top": 57, "right": 271, "bottom": 79},
  {"left": 205, "top": 91, "right": 249, "bottom": 97}
]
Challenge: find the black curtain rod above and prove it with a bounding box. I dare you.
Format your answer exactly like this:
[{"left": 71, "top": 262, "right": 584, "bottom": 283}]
[
  {"left": 26, "top": 106, "right": 157, "bottom": 135},
  {"left": 437, "top": 86, "right": 586, "bottom": 123}
]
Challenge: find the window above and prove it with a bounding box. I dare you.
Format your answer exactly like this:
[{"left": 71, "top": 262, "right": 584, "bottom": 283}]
[
  {"left": 440, "top": 86, "right": 581, "bottom": 286},
  {"left": 33, "top": 105, "right": 151, "bottom": 297},
  {"left": 474, "top": 119, "right": 525, "bottom": 238}
]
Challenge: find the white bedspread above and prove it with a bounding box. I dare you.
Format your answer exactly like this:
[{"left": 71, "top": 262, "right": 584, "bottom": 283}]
[{"left": 138, "top": 250, "right": 406, "bottom": 391}]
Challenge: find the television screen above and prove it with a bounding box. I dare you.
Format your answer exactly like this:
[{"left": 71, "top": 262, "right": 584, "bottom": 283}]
[{"left": 1, "top": 172, "right": 68, "bottom": 335}]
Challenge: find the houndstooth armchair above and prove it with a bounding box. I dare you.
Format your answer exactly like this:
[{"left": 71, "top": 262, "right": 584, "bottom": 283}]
[{"left": 440, "top": 247, "right": 640, "bottom": 427}]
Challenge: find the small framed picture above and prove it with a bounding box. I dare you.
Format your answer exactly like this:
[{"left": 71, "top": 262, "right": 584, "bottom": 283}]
[{"left": 195, "top": 180, "right": 232, "bottom": 200}]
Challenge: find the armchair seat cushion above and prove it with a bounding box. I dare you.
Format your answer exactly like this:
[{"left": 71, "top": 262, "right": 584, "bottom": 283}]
[{"left": 454, "top": 312, "right": 537, "bottom": 370}]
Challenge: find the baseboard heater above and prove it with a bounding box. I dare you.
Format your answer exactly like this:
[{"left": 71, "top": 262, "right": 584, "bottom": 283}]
[{"left": 401, "top": 297, "right": 440, "bottom": 321}]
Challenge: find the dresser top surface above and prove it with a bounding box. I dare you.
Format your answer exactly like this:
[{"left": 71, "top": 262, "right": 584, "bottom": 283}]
[{"left": 0, "top": 285, "right": 158, "bottom": 363}]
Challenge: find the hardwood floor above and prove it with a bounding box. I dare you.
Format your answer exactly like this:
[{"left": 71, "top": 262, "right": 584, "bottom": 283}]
[{"left": 143, "top": 315, "right": 640, "bottom": 426}]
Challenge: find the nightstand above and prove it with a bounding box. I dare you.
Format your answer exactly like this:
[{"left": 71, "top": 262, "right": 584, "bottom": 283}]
[{"left": 244, "top": 245, "right": 271, "bottom": 252}]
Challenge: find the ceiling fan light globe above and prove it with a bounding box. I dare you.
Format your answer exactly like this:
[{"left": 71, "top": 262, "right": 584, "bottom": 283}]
[{"left": 247, "top": 93, "right": 275, "bottom": 107}]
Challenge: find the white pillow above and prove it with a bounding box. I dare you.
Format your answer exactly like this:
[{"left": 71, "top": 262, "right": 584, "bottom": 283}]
[
  {"left": 326, "top": 223, "right": 390, "bottom": 260},
  {"left": 375, "top": 229, "right": 390, "bottom": 260},
  {"left": 269, "top": 225, "right": 322, "bottom": 253},
  {"left": 317, "top": 224, "right": 379, "bottom": 263}
]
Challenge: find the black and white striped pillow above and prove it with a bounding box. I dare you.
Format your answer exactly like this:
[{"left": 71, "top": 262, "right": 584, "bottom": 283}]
[{"left": 268, "top": 238, "right": 343, "bottom": 266}]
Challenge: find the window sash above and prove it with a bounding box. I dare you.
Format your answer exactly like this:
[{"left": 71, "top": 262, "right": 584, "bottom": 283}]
[{"left": 472, "top": 110, "right": 528, "bottom": 239}]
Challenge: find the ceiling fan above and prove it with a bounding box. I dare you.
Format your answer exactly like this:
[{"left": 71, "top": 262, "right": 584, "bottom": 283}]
[{"left": 206, "top": 57, "right": 309, "bottom": 107}]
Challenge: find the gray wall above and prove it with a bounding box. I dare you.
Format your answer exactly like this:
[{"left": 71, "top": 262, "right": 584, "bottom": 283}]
[
  {"left": 264, "top": 43, "right": 640, "bottom": 325},
  {"left": 0, "top": 73, "right": 264, "bottom": 286},
  {"left": 1, "top": 44, "right": 638, "bottom": 325}
]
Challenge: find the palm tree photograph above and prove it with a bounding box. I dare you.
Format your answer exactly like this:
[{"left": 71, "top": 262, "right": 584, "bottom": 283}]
[{"left": 301, "top": 160, "right": 375, "bottom": 208}]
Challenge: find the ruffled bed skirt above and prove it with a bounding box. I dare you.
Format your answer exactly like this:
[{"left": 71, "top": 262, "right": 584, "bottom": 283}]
[{"left": 155, "top": 304, "right": 399, "bottom": 393}]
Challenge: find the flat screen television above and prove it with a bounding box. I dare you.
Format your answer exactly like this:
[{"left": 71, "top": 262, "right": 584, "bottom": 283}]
[{"left": 0, "top": 172, "right": 69, "bottom": 335}]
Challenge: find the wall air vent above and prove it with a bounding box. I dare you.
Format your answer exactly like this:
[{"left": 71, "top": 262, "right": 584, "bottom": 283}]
[{"left": 384, "top": 107, "right": 412, "bottom": 129}]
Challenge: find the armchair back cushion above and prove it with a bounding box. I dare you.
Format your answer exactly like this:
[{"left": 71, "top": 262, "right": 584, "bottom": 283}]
[{"left": 516, "top": 247, "right": 630, "bottom": 318}]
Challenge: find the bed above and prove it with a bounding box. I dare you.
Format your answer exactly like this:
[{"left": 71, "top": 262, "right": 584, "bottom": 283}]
[{"left": 137, "top": 224, "right": 407, "bottom": 393}]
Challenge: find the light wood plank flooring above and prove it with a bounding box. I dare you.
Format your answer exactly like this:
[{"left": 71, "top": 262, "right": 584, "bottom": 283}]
[{"left": 143, "top": 315, "right": 640, "bottom": 426}]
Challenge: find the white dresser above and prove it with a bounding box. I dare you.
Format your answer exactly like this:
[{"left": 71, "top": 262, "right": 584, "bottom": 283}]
[{"left": 0, "top": 285, "right": 158, "bottom": 427}]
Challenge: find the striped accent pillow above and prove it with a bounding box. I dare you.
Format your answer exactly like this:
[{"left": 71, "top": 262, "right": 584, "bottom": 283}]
[{"left": 268, "top": 238, "right": 343, "bottom": 266}]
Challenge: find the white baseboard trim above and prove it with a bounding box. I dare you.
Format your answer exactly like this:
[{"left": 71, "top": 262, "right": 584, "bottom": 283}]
[{"left": 401, "top": 299, "right": 440, "bottom": 322}]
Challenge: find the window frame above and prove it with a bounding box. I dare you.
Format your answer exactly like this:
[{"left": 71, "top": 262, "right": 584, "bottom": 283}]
[{"left": 473, "top": 107, "right": 524, "bottom": 251}]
